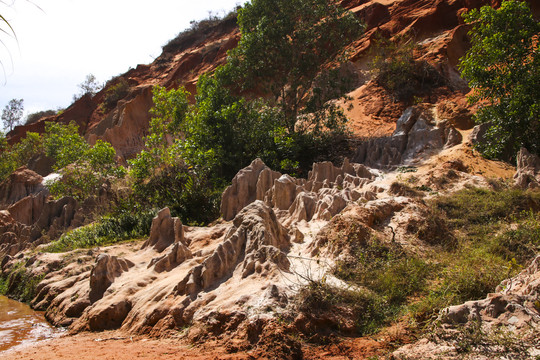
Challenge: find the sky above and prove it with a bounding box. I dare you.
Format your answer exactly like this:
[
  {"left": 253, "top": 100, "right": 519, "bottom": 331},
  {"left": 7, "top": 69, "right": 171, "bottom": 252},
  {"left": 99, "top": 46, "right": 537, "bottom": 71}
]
[{"left": 0, "top": 0, "right": 241, "bottom": 122}]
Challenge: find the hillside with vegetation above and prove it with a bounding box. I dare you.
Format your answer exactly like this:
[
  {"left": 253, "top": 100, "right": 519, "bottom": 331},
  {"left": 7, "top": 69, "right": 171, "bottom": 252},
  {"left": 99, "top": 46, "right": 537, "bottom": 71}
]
[{"left": 1, "top": 0, "right": 539, "bottom": 359}]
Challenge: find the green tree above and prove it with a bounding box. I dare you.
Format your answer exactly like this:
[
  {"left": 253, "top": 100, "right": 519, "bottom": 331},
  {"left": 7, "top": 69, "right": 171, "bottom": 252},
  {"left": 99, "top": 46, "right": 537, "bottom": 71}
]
[
  {"left": 225, "top": 0, "right": 363, "bottom": 133},
  {"left": 37, "top": 121, "right": 126, "bottom": 201},
  {"left": 47, "top": 139, "right": 125, "bottom": 202},
  {"left": 459, "top": 0, "right": 540, "bottom": 160},
  {"left": 43, "top": 121, "right": 90, "bottom": 169},
  {"left": 2, "top": 98, "right": 24, "bottom": 131},
  {"left": 128, "top": 85, "right": 221, "bottom": 224},
  {"left": 129, "top": 85, "right": 189, "bottom": 181},
  {"left": 0, "top": 131, "right": 44, "bottom": 182},
  {"left": 180, "top": 74, "right": 280, "bottom": 180},
  {"left": 11, "top": 131, "right": 42, "bottom": 165}
]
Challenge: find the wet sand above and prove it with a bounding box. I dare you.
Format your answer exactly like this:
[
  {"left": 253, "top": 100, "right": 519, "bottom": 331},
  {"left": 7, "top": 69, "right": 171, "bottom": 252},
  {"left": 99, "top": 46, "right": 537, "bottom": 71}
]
[{"left": 0, "top": 295, "right": 60, "bottom": 353}]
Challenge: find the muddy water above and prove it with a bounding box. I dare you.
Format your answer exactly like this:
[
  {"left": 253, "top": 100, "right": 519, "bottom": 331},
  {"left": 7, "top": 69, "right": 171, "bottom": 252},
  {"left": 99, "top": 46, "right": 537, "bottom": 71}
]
[{"left": 0, "top": 295, "right": 60, "bottom": 353}]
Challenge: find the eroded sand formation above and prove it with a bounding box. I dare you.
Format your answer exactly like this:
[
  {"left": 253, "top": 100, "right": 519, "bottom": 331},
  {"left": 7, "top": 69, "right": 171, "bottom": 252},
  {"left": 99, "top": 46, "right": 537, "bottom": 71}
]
[
  {"left": 1, "top": 1, "right": 539, "bottom": 358},
  {"left": 3, "top": 110, "right": 538, "bottom": 358}
]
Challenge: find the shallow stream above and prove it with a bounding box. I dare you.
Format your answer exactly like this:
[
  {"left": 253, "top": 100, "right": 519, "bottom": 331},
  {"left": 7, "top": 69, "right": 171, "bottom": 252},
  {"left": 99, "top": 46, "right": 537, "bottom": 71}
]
[{"left": 0, "top": 295, "right": 60, "bottom": 353}]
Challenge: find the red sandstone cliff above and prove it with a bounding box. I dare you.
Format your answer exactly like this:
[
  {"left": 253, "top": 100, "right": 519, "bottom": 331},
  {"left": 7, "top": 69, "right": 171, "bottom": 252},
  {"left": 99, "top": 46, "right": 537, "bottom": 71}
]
[{"left": 6, "top": 0, "right": 539, "bottom": 158}]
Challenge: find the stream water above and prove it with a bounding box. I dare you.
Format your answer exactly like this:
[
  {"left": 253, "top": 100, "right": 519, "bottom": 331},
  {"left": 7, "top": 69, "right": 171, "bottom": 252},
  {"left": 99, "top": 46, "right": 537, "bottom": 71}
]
[{"left": 0, "top": 295, "right": 60, "bottom": 353}]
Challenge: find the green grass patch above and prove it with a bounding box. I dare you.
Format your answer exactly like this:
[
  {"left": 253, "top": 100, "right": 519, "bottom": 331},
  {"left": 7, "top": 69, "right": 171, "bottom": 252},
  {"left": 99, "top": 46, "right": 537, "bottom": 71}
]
[
  {"left": 334, "top": 237, "right": 430, "bottom": 305},
  {"left": 44, "top": 210, "right": 156, "bottom": 253},
  {"left": 490, "top": 211, "right": 540, "bottom": 263},
  {"left": 413, "top": 247, "right": 510, "bottom": 322},
  {"left": 298, "top": 187, "right": 540, "bottom": 337},
  {"left": 297, "top": 237, "right": 431, "bottom": 336},
  {"left": 411, "top": 187, "right": 540, "bottom": 323},
  {"left": 434, "top": 186, "right": 540, "bottom": 228}
]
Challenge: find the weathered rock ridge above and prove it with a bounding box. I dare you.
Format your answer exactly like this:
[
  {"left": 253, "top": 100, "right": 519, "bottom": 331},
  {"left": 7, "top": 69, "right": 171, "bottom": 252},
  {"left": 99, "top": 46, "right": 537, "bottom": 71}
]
[
  {"left": 222, "top": 158, "right": 376, "bottom": 222},
  {"left": 0, "top": 129, "right": 530, "bottom": 358}
]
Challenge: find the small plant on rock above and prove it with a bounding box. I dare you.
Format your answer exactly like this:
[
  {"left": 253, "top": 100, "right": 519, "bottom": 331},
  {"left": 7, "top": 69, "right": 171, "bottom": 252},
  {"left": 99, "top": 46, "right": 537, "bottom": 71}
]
[
  {"left": 370, "top": 36, "right": 443, "bottom": 102},
  {"left": 102, "top": 78, "right": 130, "bottom": 111}
]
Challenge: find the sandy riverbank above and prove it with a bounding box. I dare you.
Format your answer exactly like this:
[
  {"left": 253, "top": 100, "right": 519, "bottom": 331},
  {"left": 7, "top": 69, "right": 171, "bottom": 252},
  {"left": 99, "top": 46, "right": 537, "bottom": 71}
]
[
  {"left": 1, "top": 330, "right": 251, "bottom": 360},
  {"left": 1, "top": 329, "right": 386, "bottom": 359}
]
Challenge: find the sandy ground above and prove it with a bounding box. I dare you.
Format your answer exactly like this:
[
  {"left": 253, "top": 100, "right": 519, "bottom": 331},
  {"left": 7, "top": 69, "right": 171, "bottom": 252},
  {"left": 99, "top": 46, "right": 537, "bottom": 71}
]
[
  {"left": 2, "top": 331, "right": 251, "bottom": 360},
  {"left": 1, "top": 329, "right": 389, "bottom": 360}
]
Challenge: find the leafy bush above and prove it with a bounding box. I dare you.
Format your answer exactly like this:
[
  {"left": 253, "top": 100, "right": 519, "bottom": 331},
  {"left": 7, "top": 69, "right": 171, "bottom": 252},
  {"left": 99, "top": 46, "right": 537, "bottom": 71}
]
[
  {"left": 41, "top": 122, "right": 127, "bottom": 201},
  {"left": 296, "top": 280, "right": 390, "bottom": 335},
  {"left": 43, "top": 121, "right": 90, "bottom": 170},
  {"left": 128, "top": 86, "right": 223, "bottom": 225},
  {"left": 131, "top": 163, "right": 222, "bottom": 225},
  {"left": 147, "top": 76, "right": 352, "bottom": 184},
  {"left": 48, "top": 139, "right": 126, "bottom": 202},
  {"left": 180, "top": 74, "right": 282, "bottom": 180},
  {"left": 128, "top": 86, "right": 190, "bottom": 182}
]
